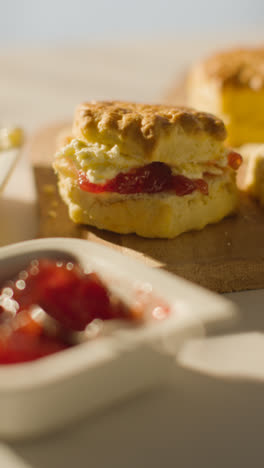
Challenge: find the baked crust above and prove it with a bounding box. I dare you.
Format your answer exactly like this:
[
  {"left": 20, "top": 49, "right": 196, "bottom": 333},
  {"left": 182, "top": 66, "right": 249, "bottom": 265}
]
[
  {"left": 72, "top": 101, "right": 226, "bottom": 162},
  {"left": 57, "top": 173, "right": 237, "bottom": 238},
  {"left": 195, "top": 47, "right": 264, "bottom": 90}
]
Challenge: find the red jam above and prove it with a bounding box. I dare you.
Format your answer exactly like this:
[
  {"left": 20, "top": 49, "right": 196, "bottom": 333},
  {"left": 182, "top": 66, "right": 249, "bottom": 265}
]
[
  {"left": 170, "top": 174, "right": 208, "bottom": 196},
  {"left": 78, "top": 151, "right": 242, "bottom": 197},
  {"left": 79, "top": 162, "right": 208, "bottom": 196},
  {"left": 228, "top": 151, "right": 243, "bottom": 170},
  {"left": 0, "top": 311, "right": 69, "bottom": 365},
  {"left": 0, "top": 259, "right": 169, "bottom": 364},
  {"left": 10, "top": 259, "right": 135, "bottom": 331}
]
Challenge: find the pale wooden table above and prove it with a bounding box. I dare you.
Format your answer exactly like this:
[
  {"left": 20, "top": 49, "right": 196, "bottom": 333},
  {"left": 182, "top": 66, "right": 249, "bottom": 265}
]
[
  {"left": 1, "top": 34, "right": 261, "bottom": 130},
  {"left": 2, "top": 40, "right": 264, "bottom": 467}
]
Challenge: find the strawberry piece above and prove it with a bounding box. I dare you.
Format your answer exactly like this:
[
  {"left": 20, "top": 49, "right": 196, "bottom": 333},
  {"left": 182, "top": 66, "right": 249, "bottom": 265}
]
[
  {"left": 38, "top": 272, "right": 111, "bottom": 331},
  {"left": 8, "top": 260, "right": 137, "bottom": 332},
  {"left": 228, "top": 151, "right": 243, "bottom": 170},
  {"left": 0, "top": 331, "right": 68, "bottom": 364},
  {"left": 194, "top": 178, "right": 209, "bottom": 195},
  {"left": 0, "top": 311, "right": 68, "bottom": 365},
  {"left": 12, "top": 259, "right": 81, "bottom": 312},
  {"left": 105, "top": 162, "right": 172, "bottom": 194},
  {"left": 170, "top": 174, "right": 196, "bottom": 195}
]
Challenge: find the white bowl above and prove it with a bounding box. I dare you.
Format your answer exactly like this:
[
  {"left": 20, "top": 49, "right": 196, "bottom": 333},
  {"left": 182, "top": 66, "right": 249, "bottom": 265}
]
[{"left": 0, "top": 238, "right": 238, "bottom": 439}]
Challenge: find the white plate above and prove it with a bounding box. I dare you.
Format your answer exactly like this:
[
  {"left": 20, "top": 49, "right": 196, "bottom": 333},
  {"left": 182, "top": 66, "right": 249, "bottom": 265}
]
[{"left": 0, "top": 237, "right": 238, "bottom": 439}]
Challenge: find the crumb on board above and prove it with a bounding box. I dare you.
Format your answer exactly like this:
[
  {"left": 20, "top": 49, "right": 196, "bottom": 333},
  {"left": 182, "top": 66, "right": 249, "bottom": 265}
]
[
  {"left": 51, "top": 200, "right": 59, "bottom": 208},
  {"left": 48, "top": 210, "right": 57, "bottom": 218},
  {"left": 43, "top": 184, "right": 56, "bottom": 194}
]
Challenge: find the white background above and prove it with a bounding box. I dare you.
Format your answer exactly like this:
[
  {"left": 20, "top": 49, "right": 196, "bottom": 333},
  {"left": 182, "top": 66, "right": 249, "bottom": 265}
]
[{"left": 1, "top": 0, "right": 263, "bottom": 45}]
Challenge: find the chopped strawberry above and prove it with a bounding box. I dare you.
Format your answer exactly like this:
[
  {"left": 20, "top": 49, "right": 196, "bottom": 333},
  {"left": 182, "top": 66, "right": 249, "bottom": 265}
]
[
  {"left": 12, "top": 259, "right": 81, "bottom": 312},
  {"left": 38, "top": 272, "right": 111, "bottom": 331},
  {"left": 194, "top": 178, "right": 209, "bottom": 195},
  {"left": 0, "top": 311, "right": 68, "bottom": 365},
  {"left": 6, "top": 260, "right": 138, "bottom": 332},
  {"left": 105, "top": 162, "right": 172, "bottom": 194},
  {"left": 0, "top": 331, "right": 68, "bottom": 364},
  {"left": 228, "top": 151, "right": 243, "bottom": 170},
  {"left": 170, "top": 174, "right": 196, "bottom": 196}
]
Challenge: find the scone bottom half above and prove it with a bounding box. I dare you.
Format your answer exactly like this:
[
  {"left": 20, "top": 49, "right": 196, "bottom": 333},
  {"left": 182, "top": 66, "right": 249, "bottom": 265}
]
[{"left": 53, "top": 101, "right": 241, "bottom": 238}]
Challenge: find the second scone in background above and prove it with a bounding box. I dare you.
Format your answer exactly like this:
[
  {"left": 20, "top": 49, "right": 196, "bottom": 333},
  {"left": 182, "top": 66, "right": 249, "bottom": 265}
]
[{"left": 187, "top": 46, "right": 264, "bottom": 206}]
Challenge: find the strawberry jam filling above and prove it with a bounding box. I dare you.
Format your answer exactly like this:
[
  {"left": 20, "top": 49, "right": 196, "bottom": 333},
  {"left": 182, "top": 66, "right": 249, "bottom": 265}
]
[
  {"left": 0, "top": 259, "right": 169, "bottom": 364},
  {"left": 79, "top": 162, "right": 209, "bottom": 196},
  {"left": 78, "top": 151, "right": 242, "bottom": 196}
]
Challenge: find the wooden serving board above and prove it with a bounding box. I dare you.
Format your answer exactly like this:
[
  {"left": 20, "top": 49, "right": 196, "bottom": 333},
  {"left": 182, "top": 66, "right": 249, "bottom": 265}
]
[{"left": 29, "top": 123, "right": 264, "bottom": 293}]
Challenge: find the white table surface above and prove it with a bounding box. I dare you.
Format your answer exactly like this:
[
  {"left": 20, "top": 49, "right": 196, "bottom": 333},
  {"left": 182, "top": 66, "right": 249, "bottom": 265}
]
[{"left": 1, "top": 39, "right": 264, "bottom": 467}]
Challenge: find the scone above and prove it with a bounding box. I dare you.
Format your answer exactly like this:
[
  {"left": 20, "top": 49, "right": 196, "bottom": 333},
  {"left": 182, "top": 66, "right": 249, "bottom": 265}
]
[
  {"left": 237, "top": 144, "right": 264, "bottom": 205},
  {"left": 187, "top": 47, "right": 264, "bottom": 146},
  {"left": 53, "top": 101, "right": 241, "bottom": 238}
]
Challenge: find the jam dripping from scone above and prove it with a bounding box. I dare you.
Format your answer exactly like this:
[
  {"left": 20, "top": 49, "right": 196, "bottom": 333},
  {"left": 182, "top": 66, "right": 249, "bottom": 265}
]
[
  {"left": 78, "top": 162, "right": 209, "bottom": 196},
  {"left": 227, "top": 151, "right": 243, "bottom": 170},
  {"left": 0, "top": 259, "right": 169, "bottom": 364}
]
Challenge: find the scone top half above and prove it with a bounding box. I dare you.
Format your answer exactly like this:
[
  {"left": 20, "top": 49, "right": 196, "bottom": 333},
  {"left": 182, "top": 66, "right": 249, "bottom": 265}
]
[
  {"left": 187, "top": 47, "right": 264, "bottom": 146},
  {"left": 54, "top": 101, "right": 241, "bottom": 238},
  {"left": 73, "top": 101, "right": 226, "bottom": 166},
  {"left": 55, "top": 101, "right": 234, "bottom": 182}
]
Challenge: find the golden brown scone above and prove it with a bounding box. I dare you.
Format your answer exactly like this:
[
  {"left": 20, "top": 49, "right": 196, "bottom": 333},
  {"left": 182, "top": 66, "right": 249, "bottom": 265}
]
[
  {"left": 194, "top": 47, "right": 264, "bottom": 89},
  {"left": 54, "top": 100, "right": 240, "bottom": 238},
  {"left": 187, "top": 47, "right": 264, "bottom": 146}
]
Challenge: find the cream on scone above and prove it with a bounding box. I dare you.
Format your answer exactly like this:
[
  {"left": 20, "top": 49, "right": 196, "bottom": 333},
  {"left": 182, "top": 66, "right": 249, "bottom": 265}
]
[
  {"left": 187, "top": 47, "right": 264, "bottom": 147},
  {"left": 53, "top": 101, "right": 241, "bottom": 238}
]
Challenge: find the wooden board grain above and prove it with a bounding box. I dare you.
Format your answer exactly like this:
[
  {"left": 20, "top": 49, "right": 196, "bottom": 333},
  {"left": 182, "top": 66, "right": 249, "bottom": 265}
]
[{"left": 29, "top": 123, "right": 264, "bottom": 293}]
